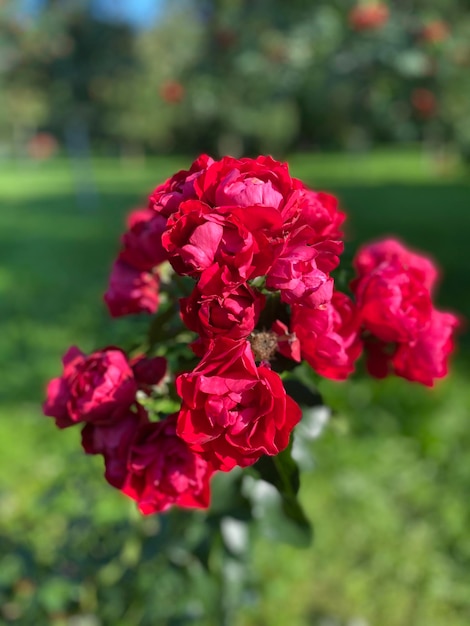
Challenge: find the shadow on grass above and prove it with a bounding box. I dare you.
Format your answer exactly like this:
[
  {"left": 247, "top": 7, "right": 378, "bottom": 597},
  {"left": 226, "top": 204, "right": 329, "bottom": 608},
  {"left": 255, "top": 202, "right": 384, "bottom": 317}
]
[
  {"left": 0, "top": 192, "right": 147, "bottom": 403},
  {"left": 337, "top": 183, "right": 470, "bottom": 313}
]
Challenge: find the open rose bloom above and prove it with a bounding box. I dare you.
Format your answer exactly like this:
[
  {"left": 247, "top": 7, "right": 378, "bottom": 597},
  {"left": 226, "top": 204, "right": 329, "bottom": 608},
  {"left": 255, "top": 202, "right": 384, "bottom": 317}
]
[{"left": 44, "top": 155, "right": 459, "bottom": 515}]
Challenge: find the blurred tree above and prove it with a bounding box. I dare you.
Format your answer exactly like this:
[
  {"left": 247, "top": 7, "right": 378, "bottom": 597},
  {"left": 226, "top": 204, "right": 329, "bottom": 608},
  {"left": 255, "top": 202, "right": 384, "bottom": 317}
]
[
  {"left": 0, "top": 0, "right": 136, "bottom": 155},
  {"left": 1, "top": 0, "right": 469, "bottom": 159},
  {"left": 0, "top": 1, "right": 50, "bottom": 154},
  {"left": 108, "top": 0, "right": 470, "bottom": 158},
  {"left": 98, "top": 1, "right": 204, "bottom": 156}
]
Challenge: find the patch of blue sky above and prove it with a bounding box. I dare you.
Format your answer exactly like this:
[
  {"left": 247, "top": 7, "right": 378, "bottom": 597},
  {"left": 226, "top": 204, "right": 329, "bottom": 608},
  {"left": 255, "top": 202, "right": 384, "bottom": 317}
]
[
  {"left": 18, "top": 0, "right": 166, "bottom": 28},
  {"left": 90, "top": 0, "right": 166, "bottom": 29}
]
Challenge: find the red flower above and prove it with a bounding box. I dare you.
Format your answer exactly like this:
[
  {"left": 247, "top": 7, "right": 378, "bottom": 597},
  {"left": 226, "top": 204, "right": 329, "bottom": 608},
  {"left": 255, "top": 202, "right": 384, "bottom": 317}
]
[
  {"left": 421, "top": 20, "right": 450, "bottom": 44},
  {"left": 392, "top": 309, "right": 459, "bottom": 386},
  {"left": 363, "top": 310, "right": 459, "bottom": 387},
  {"left": 282, "top": 189, "right": 345, "bottom": 246},
  {"left": 353, "top": 238, "right": 439, "bottom": 292},
  {"left": 411, "top": 88, "right": 437, "bottom": 119},
  {"left": 180, "top": 284, "right": 265, "bottom": 340},
  {"left": 159, "top": 80, "right": 185, "bottom": 104},
  {"left": 119, "top": 208, "right": 168, "bottom": 271},
  {"left": 266, "top": 242, "right": 333, "bottom": 308},
  {"left": 354, "top": 238, "right": 458, "bottom": 386},
  {"left": 352, "top": 239, "right": 439, "bottom": 343},
  {"left": 292, "top": 292, "right": 363, "bottom": 380},
  {"left": 162, "top": 200, "right": 272, "bottom": 293},
  {"left": 363, "top": 336, "right": 394, "bottom": 380},
  {"left": 349, "top": 2, "right": 389, "bottom": 31},
  {"left": 157, "top": 156, "right": 343, "bottom": 307},
  {"left": 43, "top": 347, "right": 137, "bottom": 428},
  {"left": 122, "top": 414, "right": 215, "bottom": 514},
  {"left": 81, "top": 408, "right": 147, "bottom": 489},
  {"left": 149, "top": 154, "right": 214, "bottom": 218},
  {"left": 353, "top": 257, "right": 433, "bottom": 343},
  {"left": 104, "top": 260, "right": 160, "bottom": 317},
  {"left": 193, "top": 155, "right": 294, "bottom": 209},
  {"left": 175, "top": 339, "right": 302, "bottom": 471},
  {"left": 130, "top": 355, "right": 167, "bottom": 394}
]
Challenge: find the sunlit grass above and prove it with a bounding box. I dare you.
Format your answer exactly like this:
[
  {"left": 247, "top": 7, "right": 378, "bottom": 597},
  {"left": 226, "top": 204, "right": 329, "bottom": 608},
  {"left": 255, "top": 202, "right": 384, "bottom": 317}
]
[
  {"left": 0, "top": 146, "right": 465, "bottom": 200},
  {"left": 288, "top": 146, "right": 466, "bottom": 185}
]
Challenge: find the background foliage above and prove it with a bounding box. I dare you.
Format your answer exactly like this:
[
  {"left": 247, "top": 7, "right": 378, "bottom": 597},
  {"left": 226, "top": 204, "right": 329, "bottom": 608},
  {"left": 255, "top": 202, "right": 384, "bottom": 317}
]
[{"left": 1, "top": 0, "right": 470, "bottom": 158}]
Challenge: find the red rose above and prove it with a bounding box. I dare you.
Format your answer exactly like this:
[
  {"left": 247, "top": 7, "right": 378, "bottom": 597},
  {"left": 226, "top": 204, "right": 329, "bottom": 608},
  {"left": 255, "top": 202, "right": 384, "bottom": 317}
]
[
  {"left": 149, "top": 154, "right": 214, "bottom": 218},
  {"left": 81, "top": 408, "right": 147, "bottom": 488},
  {"left": 311, "top": 239, "right": 345, "bottom": 274},
  {"left": 175, "top": 339, "right": 302, "bottom": 471},
  {"left": 363, "top": 309, "right": 459, "bottom": 386},
  {"left": 104, "top": 260, "right": 160, "bottom": 317},
  {"left": 180, "top": 284, "right": 265, "bottom": 340},
  {"left": 43, "top": 347, "right": 137, "bottom": 428},
  {"left": 282, "top": 189, "right": 345, "bottom": 245},
  {"left": 266, "top": 243, "right": 333, "bottom": 308},
  {"left": 162, "top": 200, "right": 271, "bottom": 292},
  {"left": 130, "top": 355, "right": 167, "bottom": 394},
  {"left": 392, "top": 309, "right": 459, "bottom": 386},
  {"left": 119, "top": 208, "right": 168, "bottom": 271},
  {"left": 355, "top": 239, "right": 458, "bottom": 385},
  {"left": 121, "top": 414, "right": 214, "bottom": 514},
  {"left": 352, "top": 257, "right": 433, "bottom": 343},
  {"left": 292, "top": 292, "right": 363, "bottom": 380},
  {"left": 354, "top": 238, "right": 439, "bottom": 292},
  {"left": 363, "top": 337, "right": 395, "bottom": 380},
  {"left": 193, "top": 155, "right": 294, "bottom": 209}
]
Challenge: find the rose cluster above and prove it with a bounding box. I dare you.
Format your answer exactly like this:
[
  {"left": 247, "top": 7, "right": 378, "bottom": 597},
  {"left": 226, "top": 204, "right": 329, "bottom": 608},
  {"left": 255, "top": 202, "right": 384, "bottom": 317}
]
[
  {"left": 351, "top": 238, "right": 459, "bottom": 386},
  {"left": 43, "top": 347, "right": 213, "bottom": 513},
  {"left": 44, "top": 154, "right": 459, "bottom": 515}
]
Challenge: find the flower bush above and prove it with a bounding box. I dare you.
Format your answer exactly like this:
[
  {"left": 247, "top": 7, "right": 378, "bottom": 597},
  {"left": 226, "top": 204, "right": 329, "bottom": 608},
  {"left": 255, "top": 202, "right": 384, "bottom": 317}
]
[{"left": 43, "top": 155, "right": 459, "bottom": 532}]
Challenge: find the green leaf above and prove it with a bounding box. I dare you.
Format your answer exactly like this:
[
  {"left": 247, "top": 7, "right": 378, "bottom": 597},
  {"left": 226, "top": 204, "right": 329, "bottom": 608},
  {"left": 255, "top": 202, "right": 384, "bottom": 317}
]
[
  {"left": 283, "top": 378, "right": 323, "bottom": 409},
  {"left": 147, "top": 303, "right": 179, "bottom": 349},
  {"left": 191, "top": 472, "right": 253, "bottom": 569},
  {"left": 253, "top": 443, "right": 312, "bottom": 547},
  {"left": 209, "top": 471, "right": 253, "bottom": 521}
]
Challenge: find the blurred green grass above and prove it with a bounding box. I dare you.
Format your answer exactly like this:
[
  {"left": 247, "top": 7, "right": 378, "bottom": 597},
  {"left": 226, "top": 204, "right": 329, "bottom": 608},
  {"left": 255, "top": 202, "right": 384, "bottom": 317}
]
[{"left": 0, "top": 150, "right": 469, "bottom": 626}]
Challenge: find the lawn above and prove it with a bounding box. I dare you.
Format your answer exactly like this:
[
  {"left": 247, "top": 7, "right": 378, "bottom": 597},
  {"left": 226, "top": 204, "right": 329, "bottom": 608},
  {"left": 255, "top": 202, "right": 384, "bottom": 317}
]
[{"left": 0, "top": 149, "right": 469, "bottom": 626}]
